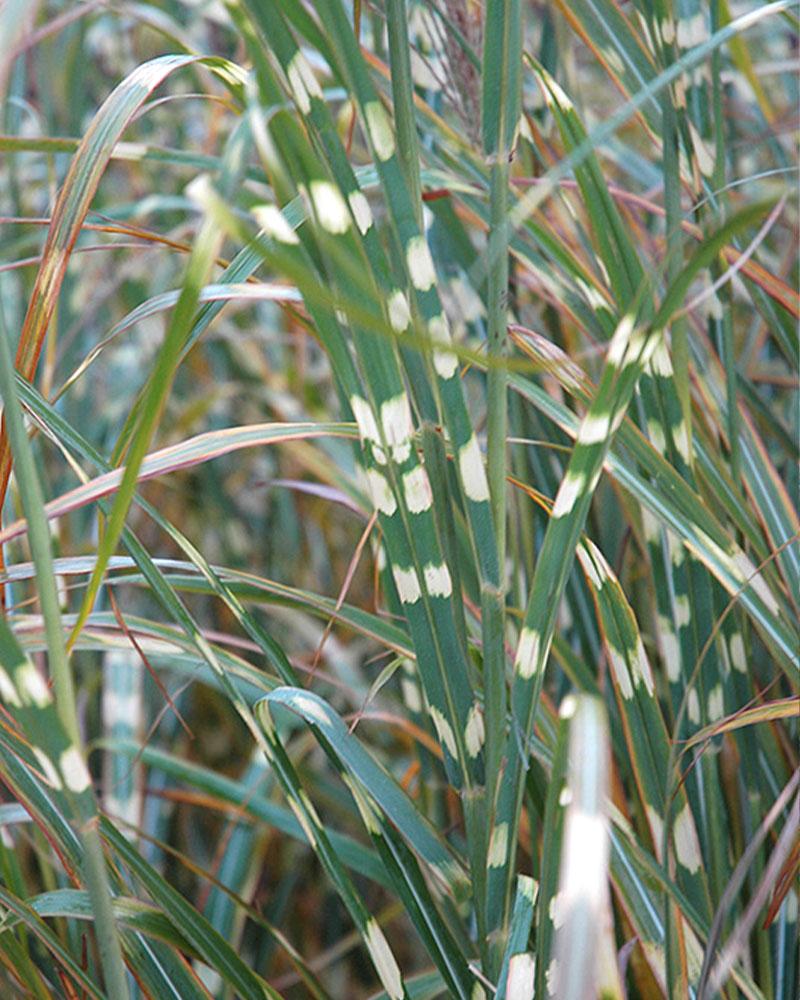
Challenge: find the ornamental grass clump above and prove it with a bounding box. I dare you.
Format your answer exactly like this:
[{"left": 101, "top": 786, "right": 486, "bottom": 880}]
[{"left": 0, "top": 1, "right": 796, "bottom": 998}]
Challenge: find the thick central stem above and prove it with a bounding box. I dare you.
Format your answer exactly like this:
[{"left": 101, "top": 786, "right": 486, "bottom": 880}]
[{"left": 487, "top": 158, "right": 510, "bottom": 585}]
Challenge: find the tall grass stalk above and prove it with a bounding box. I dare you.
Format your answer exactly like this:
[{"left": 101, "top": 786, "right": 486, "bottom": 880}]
[{"left": 0, "top": 306, "right": 129, "bottom": 999}]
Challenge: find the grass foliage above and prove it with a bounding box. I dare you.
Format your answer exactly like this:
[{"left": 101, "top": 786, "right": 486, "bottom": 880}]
[{"left": 0, "top": 1, "right": 797, "bottom": 997}]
